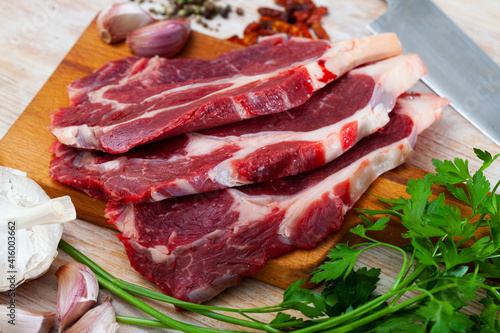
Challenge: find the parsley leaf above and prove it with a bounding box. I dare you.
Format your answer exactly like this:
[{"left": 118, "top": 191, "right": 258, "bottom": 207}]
[
  {"left": 475, "top": 148, "right": 500, "bottom": 173},
  {"left": 476, "top": 295, "right": 500, "bottom": 331},
  {"left": 270, "top": 312, "right": 309, "bottom": 329},
  {"left": 310, "top": 243, "right": 362, "bottom": 283},
  {"left": 350, "top": 216, "right": 390, "bottom": 238},
  {"left": 368, "top": 309, "right": 426, "bottom": 333},
  {"left": 431, "top": 157, "right": 471, "bottom": 185},
  {"left": 417, "top": 299, "right": 475, "bottom": 333},
  {"left": 321, "top": 267, "right": 381, "bottom": 317},
  {"left": 280, "top": 280, "right": 326, "bottom": 318}
]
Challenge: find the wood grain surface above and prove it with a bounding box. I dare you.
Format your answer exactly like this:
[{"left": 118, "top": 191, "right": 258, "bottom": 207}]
[{"left": 0, "top": 0, "right": 498, "bottom": 331}]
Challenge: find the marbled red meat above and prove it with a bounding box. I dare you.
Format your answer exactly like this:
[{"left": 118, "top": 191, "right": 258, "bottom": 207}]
[
  {"left": 106, "top": 93, "right": 448, "bottom": 304},
  {"left": 49, "top": 54, "right": 425, "bottom": 203},
  {"left": 50, "top": 33, "right": 402, "bottom": 153}
]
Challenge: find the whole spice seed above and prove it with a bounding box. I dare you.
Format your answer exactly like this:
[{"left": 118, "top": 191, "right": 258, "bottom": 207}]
[
  {"left": 139, "top": 0, "right": 233, "bottom": 21},
  {"left": 126, "top": 0, "right": 234, "bottom": 34}
]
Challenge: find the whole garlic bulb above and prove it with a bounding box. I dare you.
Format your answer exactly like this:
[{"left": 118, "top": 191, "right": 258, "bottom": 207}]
[{"left": 0, "top": 167, "right": 75, "bottom": 291}]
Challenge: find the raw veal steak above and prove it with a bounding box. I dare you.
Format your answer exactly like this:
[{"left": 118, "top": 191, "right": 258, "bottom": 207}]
[
  {"left": 50, "top": 54, "right": 426, "bottom": 204},
  {"left": 50, "top": 33, "right": 402, "bottom": 153},
  {"left": 106, "top": 93, "right": 449, "bottom": 304}
]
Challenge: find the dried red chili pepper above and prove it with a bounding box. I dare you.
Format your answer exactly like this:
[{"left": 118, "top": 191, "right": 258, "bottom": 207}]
[
  {"left": 291, "top": 10, "right": 310, "bottom": 23},
  {"left": 311, "top": 22, "right": 330, "bottom": 40},
  {"left": 243, "top": 22, "right": 261, "bottom": 35},
  {"left": 296, "top": 22, "right": 313, "bottom": 38},
  {"left": 306, "top": 6, "right": 328, "bottom": 25},
  {"left": 272, "top": 20, "right": 302, "bottom": 36},
  {"left": 226, "top": 35, "right": 247, "bottom": 46},
  {"left": 228, "top": 0, "right": 329, "bottom": 45},
  {"left": 258, "top": 7, "right": 284, "bottom": 19}
]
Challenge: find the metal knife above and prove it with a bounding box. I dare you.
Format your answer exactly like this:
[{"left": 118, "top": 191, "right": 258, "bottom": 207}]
[{"left": 368, "top": 0, "right": 500, "bottom": 146}]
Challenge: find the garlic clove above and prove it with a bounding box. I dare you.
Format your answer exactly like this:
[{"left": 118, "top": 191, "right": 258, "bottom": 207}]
[
  {"left": 126, "top": 19, "right": 191, "bottom": 58},
  {"left": 97, "top": 2, "right": 156, "bottom": 44},
  {"left": 0, "top": 304, "right": 56, "bottom": 333},
  {"left": 65, "top": 297, "right": 119, "bottom": 333},
  {"left": 55, "top": 262, "right": 99, "bottom": 332}
]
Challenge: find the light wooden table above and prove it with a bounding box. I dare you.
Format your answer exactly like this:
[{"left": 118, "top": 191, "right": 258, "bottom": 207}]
[{"left": 0, "top": 0, "right": 499, "bottom": 332}]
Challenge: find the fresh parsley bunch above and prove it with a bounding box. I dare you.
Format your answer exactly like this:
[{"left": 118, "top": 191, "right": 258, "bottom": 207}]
[{"left": 272, "top": 148, "right": 500, "bottom": 332}]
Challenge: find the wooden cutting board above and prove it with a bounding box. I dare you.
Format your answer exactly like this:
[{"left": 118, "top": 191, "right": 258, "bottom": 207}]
[{"left": 0, "top": 20, "right": 473, "bottom": 289}]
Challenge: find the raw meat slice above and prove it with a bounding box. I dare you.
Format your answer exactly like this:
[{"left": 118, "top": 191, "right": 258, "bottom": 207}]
[
  {"left": 66, "top": 36, "right": 320, "bottom": 106},
  {"left": 49, "top": 54, "right": 426, "bottom": 204},
  {"left": 50, "top": 33, "right": 402, "bottom": 153},
  {"left": 106, "top": 93, "right": 449, "bottom": 304}
]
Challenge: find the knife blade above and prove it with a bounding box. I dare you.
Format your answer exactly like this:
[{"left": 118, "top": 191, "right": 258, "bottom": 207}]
[{"left": 368, "top": 0, "right": 500, "bottom": 146}]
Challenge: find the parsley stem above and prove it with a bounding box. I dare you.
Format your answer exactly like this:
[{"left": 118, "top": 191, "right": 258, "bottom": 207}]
[
  {"left": 388, "top": 263, "right": 428, "bottom": 306},
  {"left": 382, "top": 243, "right": 409, "bottom": 290},
  {"left": 349, "top": 234, "right": 410, "bottom": 290},
  {"left": 475, "top": 283, "right": 500, "bottom": 301}
]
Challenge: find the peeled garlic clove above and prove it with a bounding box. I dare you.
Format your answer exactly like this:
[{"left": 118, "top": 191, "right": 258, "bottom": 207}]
[
  {"left": 126, "top": 19, "right": 191, "bottom": 58},
  {"left": 65, "top": 297, "right": 119, "bottom": 333},
  {"left": 56, "top": 262, "right": 99, "bottom": 332},
  {"left": 0, "top": 304, "right": 55, "bottom": 333},
  {"left": 97, "top": 2, "right": 156, "bottom": 44}
]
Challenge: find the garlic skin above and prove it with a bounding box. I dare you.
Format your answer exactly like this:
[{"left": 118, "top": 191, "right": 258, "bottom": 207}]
[
  {"left": 65, "top": 297, "right": 119, "bottom": 333},
  {"left": 97, "top": 2, "right": 156, "bottom": 44},
  {"left": 0, "top": 166, "right": 75, "bottom": 291},
  {"left": 0, "top": 304, "right": 56, "bottom": 333},
  {"left": 56, "top": 262, "right": 99, "bottom": 332},
  {"left": 127, "top": 19, "right": 191, "bottom": 58}
]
